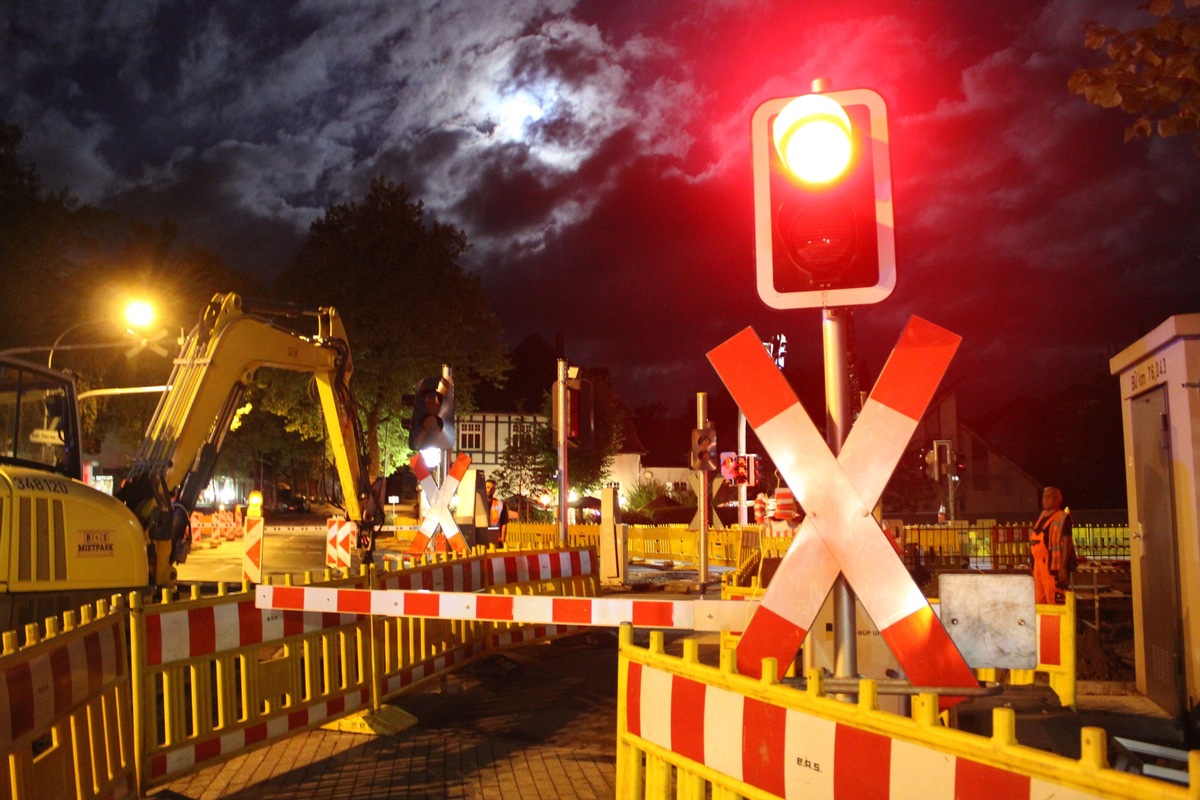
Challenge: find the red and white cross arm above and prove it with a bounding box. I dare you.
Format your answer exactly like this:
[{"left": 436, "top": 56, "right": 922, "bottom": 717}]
[
  {"left": 255, "top": 585, "right": 759, "bottom": 633},
  {"left": 708, "top": 317, "right": 977, "bottom": 704},
  {"left": 408, "top": 452, "right": 472, "bottom": 554}
]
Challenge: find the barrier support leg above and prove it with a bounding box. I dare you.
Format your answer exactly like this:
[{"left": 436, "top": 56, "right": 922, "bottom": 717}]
[{"left": 322, "top": 565, "right": 418, "bottom": 735}]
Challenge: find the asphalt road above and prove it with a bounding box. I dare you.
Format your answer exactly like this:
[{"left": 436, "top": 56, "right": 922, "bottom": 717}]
[{"left": 176, "top": 507, "right": 341, "bottom": 585}]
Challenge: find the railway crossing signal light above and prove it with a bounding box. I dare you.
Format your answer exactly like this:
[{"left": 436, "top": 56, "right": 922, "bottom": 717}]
[
  {"left": 752, "top": 87, "right": 895, "bottom": 309},
  {"left": 691, "top": 426, "right": 717, "bottom": 471},
  {"left": 408, "top": 375, "right": 455, "bottom": 451}
]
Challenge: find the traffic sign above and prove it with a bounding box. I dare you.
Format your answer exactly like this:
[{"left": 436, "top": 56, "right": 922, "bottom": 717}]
[
  {"left": 242, "top": 516, "right": 264, "bottom": 583},
  {"left": 708, "top": 317, "right": 976, "bottom": 707}
]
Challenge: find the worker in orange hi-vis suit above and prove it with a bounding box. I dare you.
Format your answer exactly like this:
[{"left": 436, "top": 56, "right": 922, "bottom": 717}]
[{"left": 1030, "top": 486, "right": 1071, "bottom": 604}]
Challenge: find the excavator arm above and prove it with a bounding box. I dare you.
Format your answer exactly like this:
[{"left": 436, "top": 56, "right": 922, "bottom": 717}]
[{"left": 117, "top": 293, "right": 381, "bottom": 584}]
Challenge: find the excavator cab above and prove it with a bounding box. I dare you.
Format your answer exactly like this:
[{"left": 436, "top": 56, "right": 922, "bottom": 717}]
[{"left": 0, "top": 358, "right": 82, "bottom": 480}]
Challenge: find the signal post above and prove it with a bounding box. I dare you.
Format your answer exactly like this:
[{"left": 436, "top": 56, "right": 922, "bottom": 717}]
[{"left": 750, "top": 79, "right": 894, "bottom": 683}]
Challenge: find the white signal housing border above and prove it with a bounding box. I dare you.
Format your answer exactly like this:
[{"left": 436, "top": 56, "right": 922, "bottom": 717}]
[{"left": 751, "top": 87, "right": 895, "bottom": 310}]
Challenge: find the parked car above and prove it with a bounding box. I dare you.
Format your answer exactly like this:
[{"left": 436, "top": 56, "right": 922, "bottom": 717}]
[{"left": 278, "top": 491, "right": 311, "bottom": 512}]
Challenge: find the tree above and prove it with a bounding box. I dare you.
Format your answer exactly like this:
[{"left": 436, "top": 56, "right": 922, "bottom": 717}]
[
  {"left": 493, "top": 420, "right": 554, "bottom": 522},
  {"left": 1069, "top": 0, "right": 1200, "bottom": 153},
  {"left": 274, "top": 178, "right": 510, "bottom": 479},
  {"left": 0, "top": 119, "right": 80, "bottom": 351}
]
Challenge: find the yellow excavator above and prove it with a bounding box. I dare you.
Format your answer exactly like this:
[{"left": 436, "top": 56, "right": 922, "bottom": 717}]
[{"left": 0, "top": 292, "right": 383, "bottom": 633}]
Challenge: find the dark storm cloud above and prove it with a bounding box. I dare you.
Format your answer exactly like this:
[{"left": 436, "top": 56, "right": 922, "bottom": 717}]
[{"left": 1, "top": 0, "right": 1197, "bottom": 417}]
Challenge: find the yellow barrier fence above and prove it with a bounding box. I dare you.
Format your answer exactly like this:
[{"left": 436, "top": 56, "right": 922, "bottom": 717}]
[
  {"left": 899, "top": 521, "right": 1132, "bottom": 572},
  {"left": 504, "top": 523, "right": 754, "bottom": 568},
  {"left": 131, "top": 569, "right": 375, "bottom": 786},
  {"left": 0, "top": 545, "right": 597, "bottom": 798},
  {"left": 617, "top": 626, "right": 1196, "bottom": 799},
  {"left": 0, "top": 597, "right": 136, "bottom": 800}
]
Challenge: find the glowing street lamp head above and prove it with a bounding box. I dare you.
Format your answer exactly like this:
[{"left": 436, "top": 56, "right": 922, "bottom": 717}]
[
  {"left": 124, "top": 300, "right": 155, "bottom": 329},
  {"left": 772, "top": 94, "right": 853, "bottom": 184}
]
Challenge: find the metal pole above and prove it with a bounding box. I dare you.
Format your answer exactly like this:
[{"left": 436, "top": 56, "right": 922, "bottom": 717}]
[
  {"left": 556, "top": 359, "right": 569, "bottom": 547},
  {"left": 737, "top": 410, "right": 748, "bottom": 527},
  {"left": 824, "top": 307, "right": 857, "bottom": 682},
  {"left": 696, "top": 392, "right": 709, "bottom": 584}
]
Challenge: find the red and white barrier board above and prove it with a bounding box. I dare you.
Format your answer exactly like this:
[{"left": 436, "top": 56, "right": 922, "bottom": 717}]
[
  {"left": 143, "top": 597, "right": 359, "bottom": 666},
  {"left": 256, "top": 585, "right": 757, "bottom": 632},
  {"left": 243, "top": 516, "right": 264, "bottom": 582},
  {"left": 149, "top": 687, "right": 370, "bottom": 779},
  {"left": 625, "top": 661, "right": 1109, "bottom": 800},
  {"left": 326, "top": 519, "right": 357, "bottom": 571},
  {"left": 0, "top": 621, "right": 126, "bottom": 750}
]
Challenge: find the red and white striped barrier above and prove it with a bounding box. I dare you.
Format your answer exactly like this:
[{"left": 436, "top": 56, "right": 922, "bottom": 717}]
[
  {"left": 256, "top": 585, "right": 758, "bottom": 632},
  {"left": 482, "top": 550, "right": 594, "bottom": 585},
  {"left": 378, "top": 550, "right": 594, "bottom": 592},
  {"left": 326, "top": 519, "right": 357, "bottom": 570},
  {"left": 143, "top": 597, "right": 359, "bottom": 666},
  {"left": 149, "top": 687, "right": 370, "bottom": 779},
  {"left": 625, "top": 661, "right": 1106, "bottom": 800},
  {"left": 409, "top": 452, "right": 472, "bottom": 554},
  {"left": 0, "top": 621, "right": 126, "bottom": 750},
  {"left": 709, "top": 318, "right": 976, "bottom": 704}
]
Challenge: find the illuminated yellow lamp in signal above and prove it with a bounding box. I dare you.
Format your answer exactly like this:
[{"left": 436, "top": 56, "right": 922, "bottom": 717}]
[
  {"left": 248, "top": 490, "right": 264, "bottom": 519},
  {"left": 772, "top": 93, "right": 853, "bottom": 184}
]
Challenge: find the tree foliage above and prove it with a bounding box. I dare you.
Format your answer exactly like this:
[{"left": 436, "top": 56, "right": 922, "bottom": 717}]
[
  {"left": 493, "top": 420, "right": 554, "bottom": 520},
  {"left": 273, "top": 178, "right": 510, "bottom": 479},
  {"left": 1069, "top": 0, "right": 1200, "bottom": 152}
]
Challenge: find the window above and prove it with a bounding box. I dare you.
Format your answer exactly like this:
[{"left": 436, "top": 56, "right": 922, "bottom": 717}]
[
  {"left": 458, "top": 421, "right": 483, "bottom": 452},
  {"left": 0, "top": 362, "right": 75, "bottom": 477},
  {"left": 510, "top": 422, "right": 533, "bottom": 450}
]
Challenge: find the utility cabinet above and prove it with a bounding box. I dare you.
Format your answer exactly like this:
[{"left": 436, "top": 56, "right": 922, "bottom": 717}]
[{"left": 1109, "top": 313, "right": 1200, "bottom": 720}]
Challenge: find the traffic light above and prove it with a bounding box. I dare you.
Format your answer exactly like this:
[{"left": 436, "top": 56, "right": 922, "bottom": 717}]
[
  {"left": 739, "top": 454, "right": 759, "bottom": 486},
  {"left": 752, "top": 88, "right": 894, "bottom": 309},
  {"left": 690, "top": 426, "right": 717, "bottom": 471},
  {"left": 553, "top": 373, "right": 595, "bottom": 449},
  {"left": 924, "top": 449, "right": 940, "bottom": 481},
  {"left": 924, "top": 439, "right": 951, "bottom": 482},
  {"left": 408, "top": 375, "right": 455, "bottom": 451}
]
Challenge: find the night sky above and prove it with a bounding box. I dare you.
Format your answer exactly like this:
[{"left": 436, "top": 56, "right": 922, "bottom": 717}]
[{"left": 3, "top": 0, "right": 1198, "bottom": 422}]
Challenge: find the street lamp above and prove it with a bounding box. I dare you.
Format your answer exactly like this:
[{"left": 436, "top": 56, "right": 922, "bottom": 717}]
[{"left": 46, "top": 300, "right": 158, "bottom": 369}]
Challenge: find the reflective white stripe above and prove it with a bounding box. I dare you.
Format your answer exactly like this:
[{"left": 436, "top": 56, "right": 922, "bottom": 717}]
[
  {"left": 783, "top": 709, "right": 836, "bottom": 796},
  {"left": 159, "top": 610, "right": 193, "bottom": 663},
  {"left": 213, "top": 604, "right": 242, "bottom": 652},
  {"left": 639, "top": 666, "right": 673, "bottom": 749},
  {"left": 704, "top": 685, "right": 744, "bottom": 781},
  {"left": 890, "top": 739, "right": 955, "bottom": 799}
]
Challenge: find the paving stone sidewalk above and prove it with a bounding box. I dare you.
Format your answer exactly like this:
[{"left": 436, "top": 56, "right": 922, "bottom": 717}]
[{"left": 152, "top": 632, "right": 621, "bottom": 800}]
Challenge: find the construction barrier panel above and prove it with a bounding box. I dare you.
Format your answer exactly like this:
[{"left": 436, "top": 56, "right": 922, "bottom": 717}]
[
  {"left": 1001, "top": 595, "right": 1077, "bottom": 709},
  {"left": 131, "top": 570, "right": 375, "bottom": 786},
  {"left": 501, "top": 523, "right": 755, "bottom": 568},
  {"left": 0, "top": 545, "right": 597, "bottom": 798},
  {"left": 0, "top": 597, "right": 136, "bottom": 800},
  {"left": 617, "top": 626, "right": 1196, "bottom": 800},
  {"left": 900, "top": 521, "right": 1131, "bottom": 572}
]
